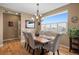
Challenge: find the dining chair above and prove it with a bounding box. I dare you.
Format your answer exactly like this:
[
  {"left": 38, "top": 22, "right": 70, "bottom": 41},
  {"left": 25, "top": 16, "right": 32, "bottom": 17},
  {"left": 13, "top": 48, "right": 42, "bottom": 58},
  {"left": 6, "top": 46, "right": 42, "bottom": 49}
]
[
  {"left": 28, "top": 32, "right": 42, "bottom": 55},
  {"left": 22, "top": 32, "right": 29, "bottom": 50},
  {"left": 43, "top": 33, "right": 63, "bottom": 55}
]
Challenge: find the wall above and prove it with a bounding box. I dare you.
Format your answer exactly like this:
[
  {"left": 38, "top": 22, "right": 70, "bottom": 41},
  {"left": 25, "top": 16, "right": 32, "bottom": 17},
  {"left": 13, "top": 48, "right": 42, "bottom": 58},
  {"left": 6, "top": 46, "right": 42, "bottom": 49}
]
[
  {"left": 42, "top": 3, "right": 79, "bottom": 47},
  {"left": 0, "top": 9, "right": 3, "bottom": 47},
  {"left": 3, "top": 13, "right": 20, "bottom": 40}
]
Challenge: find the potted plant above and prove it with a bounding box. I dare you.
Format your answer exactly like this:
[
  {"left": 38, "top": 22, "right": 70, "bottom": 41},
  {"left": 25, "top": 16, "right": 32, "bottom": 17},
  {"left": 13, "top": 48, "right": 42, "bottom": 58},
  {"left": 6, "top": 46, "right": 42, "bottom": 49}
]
[{"left": 68, "top": 27, "right": 79, "bottom": 39}]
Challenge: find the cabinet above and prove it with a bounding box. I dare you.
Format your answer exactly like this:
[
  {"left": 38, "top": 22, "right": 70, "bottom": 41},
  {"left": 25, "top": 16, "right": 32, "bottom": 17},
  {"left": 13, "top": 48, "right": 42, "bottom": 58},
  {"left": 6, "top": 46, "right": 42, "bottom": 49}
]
[{"left": 70, "top": 37, "right": 79, "bottom": 53}]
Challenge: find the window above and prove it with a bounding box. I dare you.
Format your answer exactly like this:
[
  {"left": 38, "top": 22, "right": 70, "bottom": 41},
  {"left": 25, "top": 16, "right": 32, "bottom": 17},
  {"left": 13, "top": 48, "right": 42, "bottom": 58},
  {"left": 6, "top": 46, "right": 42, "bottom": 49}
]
[{"left": 41, "top": 11, "right": 68, "bottom": 33}]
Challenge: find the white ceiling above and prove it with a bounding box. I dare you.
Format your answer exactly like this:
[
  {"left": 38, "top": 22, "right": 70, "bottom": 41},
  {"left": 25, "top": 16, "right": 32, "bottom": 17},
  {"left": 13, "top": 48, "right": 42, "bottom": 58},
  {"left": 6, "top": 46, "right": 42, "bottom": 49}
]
[{"left": 0, "top": 3, "right": 69, "bottom": 15}]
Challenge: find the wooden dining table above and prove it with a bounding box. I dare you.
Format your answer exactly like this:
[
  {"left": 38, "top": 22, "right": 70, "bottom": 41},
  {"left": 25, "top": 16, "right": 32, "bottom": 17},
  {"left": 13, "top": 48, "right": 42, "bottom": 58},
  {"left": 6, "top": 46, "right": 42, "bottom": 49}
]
[{"left": 34, "top": 36, "right": 51, "bottom": 55}]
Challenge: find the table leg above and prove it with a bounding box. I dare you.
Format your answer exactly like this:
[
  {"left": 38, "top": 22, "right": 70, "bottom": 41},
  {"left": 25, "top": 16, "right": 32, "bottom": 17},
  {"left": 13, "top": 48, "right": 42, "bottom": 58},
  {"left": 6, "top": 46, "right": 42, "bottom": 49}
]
[
  {"left": 40, "top": 44, "right": 44, "bottom": 55},
  {"left": 40, "top": 47, "right": 44, "bottom": 55}
]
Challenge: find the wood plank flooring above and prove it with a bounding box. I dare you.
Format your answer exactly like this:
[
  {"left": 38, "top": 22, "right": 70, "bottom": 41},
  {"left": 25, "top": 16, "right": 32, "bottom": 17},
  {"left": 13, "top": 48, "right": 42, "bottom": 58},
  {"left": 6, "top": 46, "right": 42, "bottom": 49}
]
[{"left": 0, "top": 39, "right": 78, "bottom": 55}]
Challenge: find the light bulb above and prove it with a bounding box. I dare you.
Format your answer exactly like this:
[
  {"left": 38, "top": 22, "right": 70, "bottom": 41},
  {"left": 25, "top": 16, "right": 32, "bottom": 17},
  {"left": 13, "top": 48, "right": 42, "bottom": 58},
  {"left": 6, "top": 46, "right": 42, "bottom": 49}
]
[
  {"left": 40, "top": 14, "right": 42, "bottom": 16},
  {"left": 32, "top": 17, "right": 34, "bottom": 20},
  {"left": 36, "top": 16, "right": 39, "bottom": 19},
  {"left": 16, "top": 13, "right": 18, "bottom": 15}
]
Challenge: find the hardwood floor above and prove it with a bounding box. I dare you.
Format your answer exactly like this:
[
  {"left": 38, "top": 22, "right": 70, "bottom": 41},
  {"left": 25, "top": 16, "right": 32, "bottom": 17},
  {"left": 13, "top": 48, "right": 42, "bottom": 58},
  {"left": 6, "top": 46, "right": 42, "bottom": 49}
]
[
  {"left": 0, "top": 39, "right": 29, "bottom": 55},
  {"left": 0, "top": 39, "right": 78, "bottom": 55}
]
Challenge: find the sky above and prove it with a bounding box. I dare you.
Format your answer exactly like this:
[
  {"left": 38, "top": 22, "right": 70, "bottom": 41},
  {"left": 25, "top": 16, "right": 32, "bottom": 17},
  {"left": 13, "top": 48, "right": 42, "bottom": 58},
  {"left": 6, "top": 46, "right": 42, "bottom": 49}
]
[{"left": 41, "top": 12, "right": 68, "bottom": 24}]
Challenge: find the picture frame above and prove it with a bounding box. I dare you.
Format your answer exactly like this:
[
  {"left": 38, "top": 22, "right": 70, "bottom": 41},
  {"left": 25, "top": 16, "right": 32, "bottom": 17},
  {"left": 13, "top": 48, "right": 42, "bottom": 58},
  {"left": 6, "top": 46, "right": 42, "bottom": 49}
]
[
  {"left": 8, "top": 21, "right": 14, "bottom": 27},
  {"left": 25, "top": 20, "right": 35, "bottom": 28},
  {"left": 71, "top": 16, "right": 78, "bottom": 23}
]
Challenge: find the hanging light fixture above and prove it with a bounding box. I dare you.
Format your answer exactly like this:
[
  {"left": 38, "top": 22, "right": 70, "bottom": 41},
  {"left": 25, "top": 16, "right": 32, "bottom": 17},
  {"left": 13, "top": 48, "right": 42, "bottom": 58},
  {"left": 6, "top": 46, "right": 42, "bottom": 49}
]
[
  {"left": 32, "top": 3, "right": 42, "bottom": 22},
  {"left": 35, "top": 3, "right": 41, "bottom": 20}
]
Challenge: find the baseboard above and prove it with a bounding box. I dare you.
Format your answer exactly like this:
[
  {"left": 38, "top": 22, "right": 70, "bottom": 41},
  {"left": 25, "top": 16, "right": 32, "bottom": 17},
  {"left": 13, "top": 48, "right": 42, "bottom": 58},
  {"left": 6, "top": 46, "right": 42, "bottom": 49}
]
[
  {"left": 0, "top": 44, "right": 3, "bottom": 47},
  {"left": 3, "top": 38, "right": 19, "bottom": 42}
]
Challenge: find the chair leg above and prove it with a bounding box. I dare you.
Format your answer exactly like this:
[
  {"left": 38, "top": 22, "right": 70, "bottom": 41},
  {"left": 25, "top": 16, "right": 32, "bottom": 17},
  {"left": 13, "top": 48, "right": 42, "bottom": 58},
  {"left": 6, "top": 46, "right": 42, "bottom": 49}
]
[
  {"left": 53, "top": 52, "right": 55, "bottom": 55},
  {"left": 57, "top": 50, "right": 59, "bottom": 55},
  {"left": 27, "top": 44, "right": 29, "bottom": 50},
  {"left": 25, "top": 42, "right": 26, "bottom": 48},
  {"left": 32, "top": 49, "right": 35, "bottom": 55},
  {"left": 29, "top": 47, "right": 31, "bottom": 53},
  {"left": 25, "top": 43, "right": 29, "bottom": 50}
]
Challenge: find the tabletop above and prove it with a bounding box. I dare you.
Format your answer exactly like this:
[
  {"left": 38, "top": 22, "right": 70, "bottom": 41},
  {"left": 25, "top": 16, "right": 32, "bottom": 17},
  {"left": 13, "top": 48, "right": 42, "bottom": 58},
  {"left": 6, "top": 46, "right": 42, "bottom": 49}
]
[{"left": 34, "top": 36, "right": 51, "bottom": 44}]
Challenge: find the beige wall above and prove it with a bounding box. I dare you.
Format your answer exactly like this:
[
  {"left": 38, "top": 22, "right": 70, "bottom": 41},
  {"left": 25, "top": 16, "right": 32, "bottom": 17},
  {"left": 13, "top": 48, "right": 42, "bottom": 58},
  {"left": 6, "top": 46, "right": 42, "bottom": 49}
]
[
  {"left": 43, "top": 3, "right": 79, "bottom": 47},
  {"left": 0, "top": 10, "right": 3, "bottom": 47},
  {"left": 3, "top": 13, "right": 20, "bottom": 40}
]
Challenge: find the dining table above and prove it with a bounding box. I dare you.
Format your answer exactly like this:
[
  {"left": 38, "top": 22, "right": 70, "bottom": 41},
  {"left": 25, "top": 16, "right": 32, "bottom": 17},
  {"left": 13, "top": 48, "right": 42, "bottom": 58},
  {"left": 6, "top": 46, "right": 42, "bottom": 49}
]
[
  {"left": 34, "top": 36, "right": 52, "bottom": 55},
  {"left": 40, "top": 35, "right": 55, "bottom": 40}
]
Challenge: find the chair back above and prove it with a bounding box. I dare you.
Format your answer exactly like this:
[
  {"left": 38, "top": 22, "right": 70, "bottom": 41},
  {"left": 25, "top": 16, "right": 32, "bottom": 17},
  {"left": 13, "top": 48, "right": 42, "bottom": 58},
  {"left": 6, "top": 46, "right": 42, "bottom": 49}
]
[
  {"left": 23, "top": 32, "right": 29, "bottom": 44},
  {"left": 28, "top": 32, "right": 35, "bottom": 49},
  {"left": 52, "top": 33, "right": 63, "bottom": 51}
]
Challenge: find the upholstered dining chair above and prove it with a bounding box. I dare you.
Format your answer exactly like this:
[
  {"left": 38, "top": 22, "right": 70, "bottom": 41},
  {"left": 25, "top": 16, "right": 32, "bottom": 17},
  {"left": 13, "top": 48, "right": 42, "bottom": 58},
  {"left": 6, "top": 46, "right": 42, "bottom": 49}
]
[
  {"left": 27, "top": 32, "right": 42, "bottom": 55},
  {"left": 43, "top": 33, "right": 63, "bottom": 55},
  {"left": 22, "top": 32, "right": 29, "bottom": 50}
]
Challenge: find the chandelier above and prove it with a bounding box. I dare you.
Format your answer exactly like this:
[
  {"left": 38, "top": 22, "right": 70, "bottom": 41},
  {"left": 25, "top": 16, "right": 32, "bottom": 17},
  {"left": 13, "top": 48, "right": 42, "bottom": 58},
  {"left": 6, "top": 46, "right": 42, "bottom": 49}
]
[
  {"left": 32, "top": 3, "right": 42, "bottom": 23},
  {"left": 35, "top": 3, "right": 41, "bottom": 20}
]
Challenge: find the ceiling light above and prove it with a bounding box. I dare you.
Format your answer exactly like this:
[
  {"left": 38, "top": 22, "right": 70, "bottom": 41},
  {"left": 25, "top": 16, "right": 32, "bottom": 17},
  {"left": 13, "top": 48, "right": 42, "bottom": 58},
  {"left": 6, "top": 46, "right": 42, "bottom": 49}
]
[
  {"left": 16, "top": 13, "right": 18, "bottom": 15},
  {"left": 36, "top": 16, "right": 39, "bottom": 19},
  {"left": 32, "top": 3, "right": 42, "bottom": 22},
  {"left": 32, "top": 17, "right": 34, "bottom": 20},
  {"left": 35, "top": 3, "right": 41, "bottom": 20}
]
